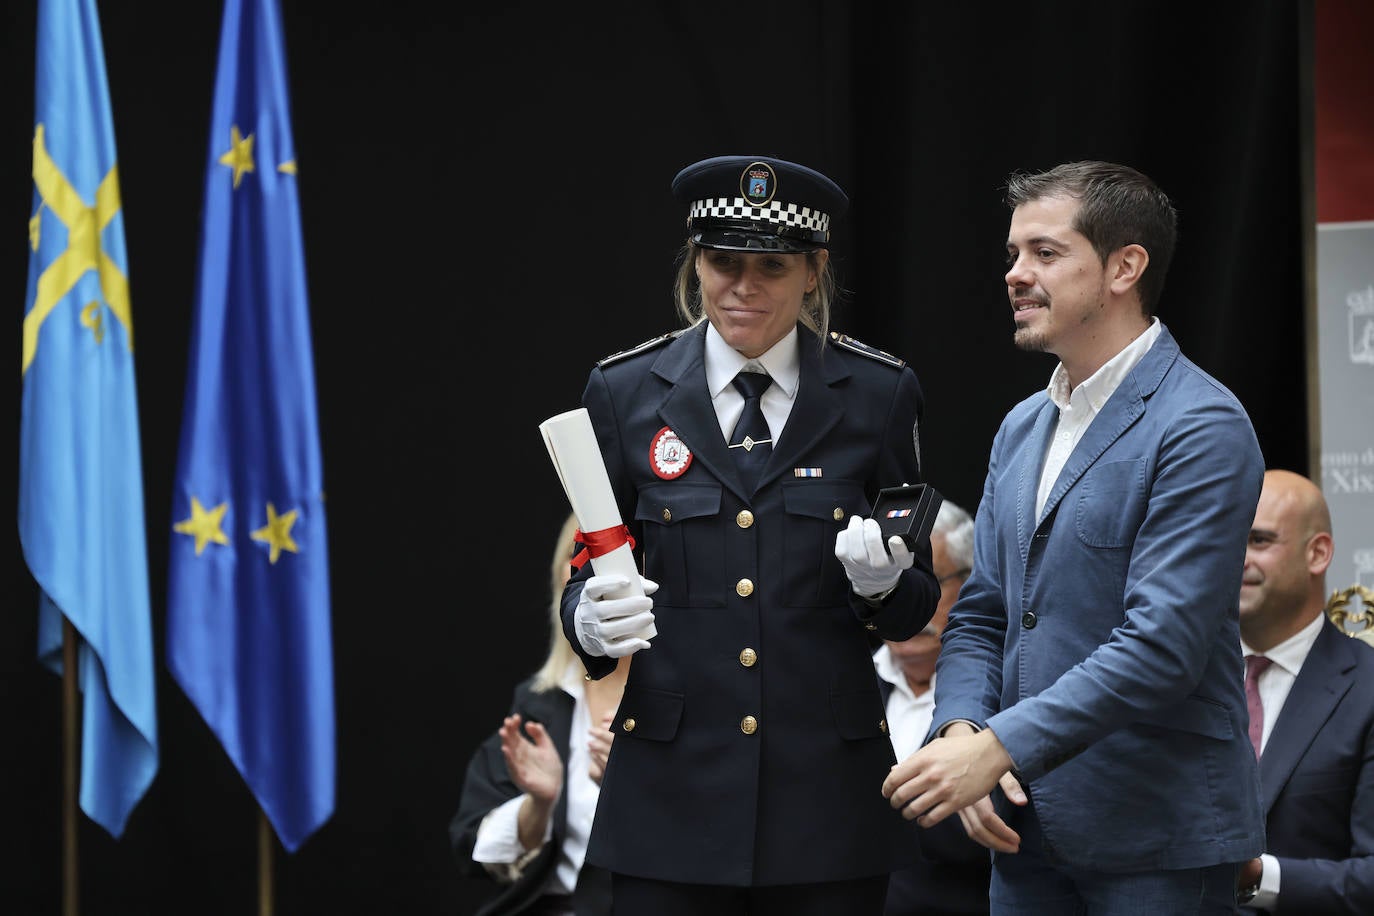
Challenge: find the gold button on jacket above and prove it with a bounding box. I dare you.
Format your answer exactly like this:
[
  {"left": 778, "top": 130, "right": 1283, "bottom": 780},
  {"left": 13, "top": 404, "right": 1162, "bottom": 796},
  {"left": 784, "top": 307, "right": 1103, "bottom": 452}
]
[
  {"left": 739, "top": 648, "right": 757, "bottom": 667},
  {"left": 736, "top": 578, "right": 754, "bottom": 597},
  {"left": 740, "top": 715, "right": 758, "bottom": 735},
  {"left": 736, "top": 509, "right": 754, "bottom": 528},
  {"left": 622, "top": 718, "right": 636, "bottom": 733}
]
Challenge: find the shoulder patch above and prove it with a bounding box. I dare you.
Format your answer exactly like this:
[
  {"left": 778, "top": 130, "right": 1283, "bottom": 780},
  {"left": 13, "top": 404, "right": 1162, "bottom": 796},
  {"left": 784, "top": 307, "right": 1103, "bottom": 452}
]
[
  {"left": 829, "top": 331, "right": 905, "bottom": 368},
  {"left": 597, "top": 331, "right": 678, "bottom": 368}
]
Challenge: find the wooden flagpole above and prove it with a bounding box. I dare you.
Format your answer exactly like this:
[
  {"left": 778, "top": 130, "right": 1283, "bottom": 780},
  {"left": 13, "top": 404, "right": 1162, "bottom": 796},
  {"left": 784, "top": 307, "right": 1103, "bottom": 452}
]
[
  {"left": 258, "top": 808, "right": 275, "bottom": 916},
  {"left": 62, "top": 618, "right": 80, "bottom": 916}
]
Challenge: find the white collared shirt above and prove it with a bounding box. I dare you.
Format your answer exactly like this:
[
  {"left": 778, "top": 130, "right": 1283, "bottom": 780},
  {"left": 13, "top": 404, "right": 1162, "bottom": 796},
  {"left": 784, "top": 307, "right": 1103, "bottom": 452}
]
[
  {"left": 705, "top": 323, "right": 799, "bottom": 443},
  {"left": 1242, "top": 613, "right": 1324, "bottom": 758},
  {"left": 1240, "top": 612, "right": 1326, "bottom": 909},
  {"left": 1036, "top": 319, "right": 1162, "bottom": 520},
  {"left": 873, "top": 644, "right": 936, "bottom": 761},
  {"left": 470, "top": 664, "right": 599, "bottom": 894}
]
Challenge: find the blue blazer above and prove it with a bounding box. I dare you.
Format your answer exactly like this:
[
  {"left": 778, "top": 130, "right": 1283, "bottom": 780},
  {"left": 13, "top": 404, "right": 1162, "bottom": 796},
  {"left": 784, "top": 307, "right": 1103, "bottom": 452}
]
[
  {"left": 933, "top": 324, "right": 1266, "bottom": 872},
  {"left": 1244, "top": 619, "right": 1374, "bottom": 913},
  {"left": 561, "top": 322, "right": 940, "bottom": 886}
]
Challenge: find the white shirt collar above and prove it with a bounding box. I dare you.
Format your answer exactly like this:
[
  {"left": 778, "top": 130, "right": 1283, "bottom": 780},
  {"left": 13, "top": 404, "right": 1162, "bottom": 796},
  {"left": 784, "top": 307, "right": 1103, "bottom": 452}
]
[
  {"left": 1242, "top": 612, "right": 1326, "bottom": 677},
  {"left": 705, "top": 323, "right": 800, "bottom": 399},
  {"left": 872, "top": 644, "right": 934, "bottom": 701},
  {"left": 1046, "top": 318, "right": 1161, "bottom": 411}
]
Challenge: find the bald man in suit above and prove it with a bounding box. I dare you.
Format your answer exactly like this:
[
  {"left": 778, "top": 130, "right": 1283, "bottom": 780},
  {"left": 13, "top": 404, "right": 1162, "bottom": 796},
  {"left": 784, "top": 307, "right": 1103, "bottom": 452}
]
[{"left": 1236, "top": 469, "right": 1374, "bottom": 913}]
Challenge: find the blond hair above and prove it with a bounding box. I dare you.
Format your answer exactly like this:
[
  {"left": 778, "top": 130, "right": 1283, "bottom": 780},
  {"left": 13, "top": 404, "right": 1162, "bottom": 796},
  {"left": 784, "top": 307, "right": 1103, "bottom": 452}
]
[{"left": 531, "top": 512, "right": 582, "bottom": 692}]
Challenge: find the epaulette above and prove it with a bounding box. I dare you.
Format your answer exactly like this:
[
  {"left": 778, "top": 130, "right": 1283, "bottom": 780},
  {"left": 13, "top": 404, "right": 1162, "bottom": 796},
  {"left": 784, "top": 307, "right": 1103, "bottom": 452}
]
[
  {"left": 829, "top": 331, "right": 905, "bottom": 368},
  {"left": 597, "top": 331, "right": 678, "bottom": 367}
]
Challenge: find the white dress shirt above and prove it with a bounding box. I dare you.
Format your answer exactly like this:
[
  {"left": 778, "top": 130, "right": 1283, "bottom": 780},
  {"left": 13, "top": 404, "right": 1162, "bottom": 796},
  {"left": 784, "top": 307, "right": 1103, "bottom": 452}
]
[
  {"left": 705, "top": 322, "right": 799, "bottom": 443},
  {"left": 471, "top": 664, "right": 599, "bottom": 895},
  {"left": 1240, "top": 612, "right": 1325, "bottom": 910},
  {"left": 1036, "top": 319, "right": 1162, "bottom": 520},
  {"left": 873, "top": 644, "right": 936, "bottom": 761}
]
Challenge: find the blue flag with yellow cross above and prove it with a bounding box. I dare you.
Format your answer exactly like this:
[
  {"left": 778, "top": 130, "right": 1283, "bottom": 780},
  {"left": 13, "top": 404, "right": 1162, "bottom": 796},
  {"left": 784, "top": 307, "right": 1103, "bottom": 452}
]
[
  {"left": 165, "top": 0, "right": 336, "bottom": 853},
  {"left": 19, "top": 0, "right": 159, "bottom": 838}
]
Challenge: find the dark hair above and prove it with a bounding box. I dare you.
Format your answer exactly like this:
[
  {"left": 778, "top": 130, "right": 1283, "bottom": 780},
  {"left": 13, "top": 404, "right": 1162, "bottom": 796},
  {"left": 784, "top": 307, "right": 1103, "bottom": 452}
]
[{"left": 1004, "top": 161, "right": 1177, "bottom": 316}]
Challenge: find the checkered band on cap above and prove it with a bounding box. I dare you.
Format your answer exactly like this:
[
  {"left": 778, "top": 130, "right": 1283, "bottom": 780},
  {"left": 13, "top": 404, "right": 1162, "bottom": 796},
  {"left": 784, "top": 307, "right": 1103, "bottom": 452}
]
[{"left": 689, "top": 197, "right": 831, "bottom": 234}]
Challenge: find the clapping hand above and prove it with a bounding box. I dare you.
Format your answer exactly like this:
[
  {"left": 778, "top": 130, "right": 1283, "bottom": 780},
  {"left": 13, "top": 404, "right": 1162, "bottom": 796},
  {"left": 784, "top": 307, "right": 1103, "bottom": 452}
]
[
  {"left": 588, "top": 711, "right": 615, "bottom": 785},
  {"left": 499, "top": 714, "right": 563, "bottom": 804}
]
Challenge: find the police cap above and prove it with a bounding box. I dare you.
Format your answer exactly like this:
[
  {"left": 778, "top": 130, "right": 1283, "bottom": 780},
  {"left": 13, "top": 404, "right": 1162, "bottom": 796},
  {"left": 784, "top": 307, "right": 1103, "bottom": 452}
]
[{"left": 671, "top": 155, "right": 848, "bottom": 253}]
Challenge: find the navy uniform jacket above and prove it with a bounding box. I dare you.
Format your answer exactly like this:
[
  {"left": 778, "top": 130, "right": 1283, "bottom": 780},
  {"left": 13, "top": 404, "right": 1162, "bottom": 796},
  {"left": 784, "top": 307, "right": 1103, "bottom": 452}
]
[
  {"left": 1241, "top": 619, "right": 1374, "bottom": 914},
  {"left": 560, "top": 321, "right": 941, "bottom": 887}
]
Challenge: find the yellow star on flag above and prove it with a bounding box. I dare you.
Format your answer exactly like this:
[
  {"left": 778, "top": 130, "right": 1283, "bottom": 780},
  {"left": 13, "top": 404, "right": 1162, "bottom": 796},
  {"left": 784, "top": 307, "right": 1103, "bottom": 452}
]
[
  {"left": 173, "top": 497, "right": 231, "bottom": 555},
  {"left": 218, "top": 125, "right": 255, "bottom": 189},
  {"left": 251, "top": 501, "right": 299, "bottom": 564}
]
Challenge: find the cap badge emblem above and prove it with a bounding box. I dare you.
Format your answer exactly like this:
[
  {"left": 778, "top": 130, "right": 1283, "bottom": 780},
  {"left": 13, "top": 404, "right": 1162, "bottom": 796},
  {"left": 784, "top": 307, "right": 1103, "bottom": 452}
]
[
  {"left": 740, "top": 161, "right": 776, "bottom": 206},
  {"left": 650, "top": 426, "right": 693, "bottom": 479}
]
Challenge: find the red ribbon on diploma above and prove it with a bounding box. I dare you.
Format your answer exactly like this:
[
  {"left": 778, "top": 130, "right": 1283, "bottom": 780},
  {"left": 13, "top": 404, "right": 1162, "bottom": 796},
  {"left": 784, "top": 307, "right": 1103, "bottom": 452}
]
[{"left": 570, "top": 525, "right": 636, "bottom": 572}]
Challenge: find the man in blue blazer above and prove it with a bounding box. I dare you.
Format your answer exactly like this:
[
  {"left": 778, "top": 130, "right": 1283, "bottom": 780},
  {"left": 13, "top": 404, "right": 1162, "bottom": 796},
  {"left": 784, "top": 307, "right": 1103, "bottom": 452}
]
[
  {"left": 883, "top": 160, "right": 1266, "bottom": 914},
  {"left": 1235, "top": 469, "right": 1374, "bottom": 913}
]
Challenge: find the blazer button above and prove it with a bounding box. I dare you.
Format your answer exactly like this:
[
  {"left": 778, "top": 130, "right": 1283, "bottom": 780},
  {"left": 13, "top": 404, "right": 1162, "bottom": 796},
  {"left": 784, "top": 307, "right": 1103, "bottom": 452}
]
[
  {"left": 833, "top": 507, "right": 845, "bottom": 521},
  {"left": 622, "top": 718, "right": 636, "bottom": 733},
  {"left": 864, "top": 622, "right": 878, "bottom": 631},
  {"left": 1021, "top": 611, "right": 1037, "bottom": 629},
  {"left": 879, "top": 719, "right": 889, "bottom": 735},
  {"left": 740, "top": 715, "right": 758, "bottom": 735},
  {"left": 662, "top": 508, "right": 671, "bottom": 522},
  {"left": 739, "top": 647, "right": 758, "bottom": 667},
  {"left": 736, "top": 578, "right": 755, "bottom": 597},
  {"left": 736, "top": 509, "right": 754, "bottom": 529}
]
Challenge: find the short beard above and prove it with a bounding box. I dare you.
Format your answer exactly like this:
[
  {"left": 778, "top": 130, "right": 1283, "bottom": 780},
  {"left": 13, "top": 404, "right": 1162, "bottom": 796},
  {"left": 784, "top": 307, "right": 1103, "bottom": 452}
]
[{"left": 1013, "top": 325, "right": 1049, "bottom": 352}]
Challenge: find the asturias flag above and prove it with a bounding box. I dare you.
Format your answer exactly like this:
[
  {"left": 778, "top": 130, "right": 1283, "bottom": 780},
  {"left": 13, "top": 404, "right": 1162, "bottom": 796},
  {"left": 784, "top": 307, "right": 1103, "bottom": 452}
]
[
  {"left": 166, "top": 0, "right": 335, "bottom": 853},
  {"left": 20, "top": 0, "right": 159, "bottom": 838}
]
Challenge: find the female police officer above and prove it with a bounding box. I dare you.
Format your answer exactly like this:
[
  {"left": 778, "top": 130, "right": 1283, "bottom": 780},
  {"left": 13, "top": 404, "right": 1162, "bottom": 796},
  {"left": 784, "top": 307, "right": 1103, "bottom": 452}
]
[{"left": 560, "top": 155, "right": 940, "bottom": 914}]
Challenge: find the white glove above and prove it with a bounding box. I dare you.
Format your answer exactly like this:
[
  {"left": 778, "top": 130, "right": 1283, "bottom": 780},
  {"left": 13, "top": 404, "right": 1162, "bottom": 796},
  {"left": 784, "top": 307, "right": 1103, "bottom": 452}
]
[
  {"left": 834, "top": 515, "right": 913, "bottom": 599},
  {"left": 574, "top": 573, "right": 659, "bottom": 658}
]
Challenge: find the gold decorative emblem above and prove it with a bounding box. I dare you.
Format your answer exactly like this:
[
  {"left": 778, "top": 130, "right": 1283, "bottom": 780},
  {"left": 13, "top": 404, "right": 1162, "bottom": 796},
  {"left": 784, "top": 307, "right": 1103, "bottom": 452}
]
[{"left": 1326, "top": 584, "right": 1374, "bottom": 643}]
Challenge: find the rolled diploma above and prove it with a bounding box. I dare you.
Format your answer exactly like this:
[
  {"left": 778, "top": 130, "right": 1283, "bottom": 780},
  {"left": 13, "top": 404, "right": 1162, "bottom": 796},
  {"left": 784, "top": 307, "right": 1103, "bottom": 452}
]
[{"left": 539, "top": 408, "right": 656, "bottom": 638}]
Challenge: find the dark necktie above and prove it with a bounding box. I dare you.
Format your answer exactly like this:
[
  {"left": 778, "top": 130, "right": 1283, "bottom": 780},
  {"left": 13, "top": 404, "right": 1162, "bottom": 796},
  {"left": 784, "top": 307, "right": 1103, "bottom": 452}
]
[
  {"left": 1244, "top": 654, "right": 1273, "bottom": 758},
  {"left": 729, "top": 370, "right": 773, "bottom": 491}
]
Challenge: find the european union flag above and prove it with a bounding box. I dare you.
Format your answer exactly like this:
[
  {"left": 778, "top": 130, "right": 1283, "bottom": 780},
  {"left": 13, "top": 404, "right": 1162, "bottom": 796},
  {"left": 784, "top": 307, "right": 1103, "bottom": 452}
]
[
  {"left": 20, "top": 0, "right": 158, "bottom": 838},
  {"left": 165, "top": 0, "right": 335, "bottom": 853}
]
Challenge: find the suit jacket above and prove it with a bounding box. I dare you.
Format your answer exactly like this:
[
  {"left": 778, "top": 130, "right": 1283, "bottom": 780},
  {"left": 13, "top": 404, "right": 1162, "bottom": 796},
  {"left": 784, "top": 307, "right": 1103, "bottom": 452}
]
[
  {"left": 561, "top": 322, "right": 941, "bottom": 886},
  {"left": 933, "top": 324, "right": 1266, "bottom": 872},
  {"left": 1243, "top": 620, "right": 1374, "bottom": 914},
  {"left": 877, "top": 676, "right": 991, "bottom": 915},
  {"left": 450, "top": 677, "right": 612, "bottom": 916}
]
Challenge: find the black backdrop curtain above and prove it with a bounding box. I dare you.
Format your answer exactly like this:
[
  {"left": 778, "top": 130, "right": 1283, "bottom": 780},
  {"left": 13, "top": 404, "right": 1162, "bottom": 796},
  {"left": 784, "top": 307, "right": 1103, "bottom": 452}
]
[{"left": 2, "top": 2, "right": 1303, "bottom": 913}]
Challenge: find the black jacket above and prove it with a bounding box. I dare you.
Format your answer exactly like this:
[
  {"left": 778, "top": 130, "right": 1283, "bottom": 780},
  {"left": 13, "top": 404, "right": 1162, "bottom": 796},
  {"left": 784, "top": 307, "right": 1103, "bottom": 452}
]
[{"left": 451, "top": 677, "right": 611, "bottom": 916}]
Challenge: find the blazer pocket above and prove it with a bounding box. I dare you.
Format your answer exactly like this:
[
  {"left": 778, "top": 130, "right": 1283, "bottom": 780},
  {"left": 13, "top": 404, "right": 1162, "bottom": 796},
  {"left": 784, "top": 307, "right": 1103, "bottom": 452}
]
[
  {"left": 636, "top": 482, "right": 724, "bottom": 607},
  {"left": 829, "top": 683, "right": 890, "bottom": 741},
  {"left": 1075, "top": 458, "right": 1147, "bottom": 549},
  {"left": 612, "top": 686, "right": 684, "bottom": 743},
  {"left": 1132, "top": 693, "right": 1234, "bottom": 740}
]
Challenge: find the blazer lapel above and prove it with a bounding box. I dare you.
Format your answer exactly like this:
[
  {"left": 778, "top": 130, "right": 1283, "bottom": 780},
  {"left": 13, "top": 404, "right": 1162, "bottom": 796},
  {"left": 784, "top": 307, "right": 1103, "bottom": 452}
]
[
  {"left": 1259, "top": 621, "right": 1358, "bottom": 813},
  {"left": 653, "top": 325, "right": 744, "bottom": 495},
  {"left": 1018, "top": 400, "right": 1058, "bottom": 560},
  {"left": 1035, "top": 327, "right": 1181, "bottom": 530},
  {"left": 760, "top": 334, "right": 844, "bottom": 492}
]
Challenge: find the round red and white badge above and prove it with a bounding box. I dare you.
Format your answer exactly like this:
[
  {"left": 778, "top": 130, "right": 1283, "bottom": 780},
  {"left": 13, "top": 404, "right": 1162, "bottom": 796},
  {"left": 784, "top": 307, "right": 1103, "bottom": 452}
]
[{"left": 649, "top": 426, "right": 692, "bottom": 479}]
